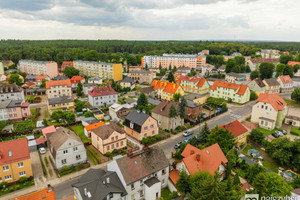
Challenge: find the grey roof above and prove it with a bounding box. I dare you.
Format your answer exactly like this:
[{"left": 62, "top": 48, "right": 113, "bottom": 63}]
[
  {"left": 7, "top": 100, "right": 23, "bottom": 108},
  {"left": 89, "top": 77, "right": 102, "bottom": 81},
  {"left": 129, "top": 70, "right": 153, "bottom": 74},
  {"left": 254, "top": 78, "right": 265, "bottom": 87},
  {"left": 264, "top": 78, "right": 280, "bottom": 86},
  {"left": 125, "top": 109, "right": 150, "bottom": 126},
  {"left": 48, "top": 96, "right": 73, "bottom": 105},
  {"left": 186, "top": 100, "right": 201, "bottom": 108},
  {"left": 147, "top": 97, "right": 161, "bottom": 105},
  {"left": 144, "top": 177, "right": 160, "bottom": 187},
  {"left": 72, "top": 169, "right": 127, "bottom": 200},
  {"left": 0, "top": 83, "right": 23, "bottom": 94},
  {"left": 74, "top": 60, "right": 114, "bottom": 66},
  {"left": 115, "top": 147, "right": 169, "bottom": 185},
  {"left": 184, "top": 93, "right": 208, "bottom": 101},
  {"left": 25, "top": 74, "right": 37, "bottom": 80},
  {"left": 259, "top": 117, "right": 275, "bottom": 122},
  {"left": 136, "top": 86, "right": 154, "bottom": 94},
  {"left": 83, "top": 83, "right": 97, "bottom": 87},
  {"left": 53, "top": 75, "right": 68, "bottom": 80},
  {"left": 0, "top": 99, "right": 11, "bottom": 109},
  {"left": 119, "top": 77, "right": 134, "bottom": 84},
  {"left": 226, "top": 72, "right": 246, "bottom": 78},
  {"left": 81, "top": 117, "right": 99, "bottom": 124}
]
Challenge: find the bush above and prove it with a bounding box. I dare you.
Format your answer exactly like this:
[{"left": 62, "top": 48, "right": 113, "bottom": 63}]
[
  {"left": 19, "top": 177, "right": 27, "bottom": 184},
  {"left": 62, "top": 165, "right": 69, "bottom": 171},
  {"left": 44, "top": 157, "right": 49, "bottom": 167},
  {"left": 112, "top": 149, "right": 119, "bottom": 154},
  {"left": 175, "top": 126, "right": 183, "bottom": 132},
  {"left": 105, "top": 152, "right": 112, "bottom": 157},
  {"left": 0, "top": 182, "right": 8, "bottom": 189},
  {"left": 228, "top": 98, "right": 233, "bottom": 103},
  {"left": 250, "top": 91, "right": 258, "bottom": 101}
]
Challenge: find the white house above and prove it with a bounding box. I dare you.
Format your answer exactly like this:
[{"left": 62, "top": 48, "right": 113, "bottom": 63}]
[
  {"left": 88, "top": 77, "right": 103, "bottom": 84},
  {"left": 88, "top": 85, "right": 118, "bottom": 107},
  {"left": 109, "top": 103, "right": 132, "bottom": 122},
  {"left": 0, "top": 84, "right": 25, "bottom": 101},
  {"left": 83, "top": 83, "right": 97, "bottom": 96},
  {"left": 277, "top": 75, "right": 294, "bottom": 93},
  {"left": 0, "top": 99, "right": 10, "bottom": 121}
]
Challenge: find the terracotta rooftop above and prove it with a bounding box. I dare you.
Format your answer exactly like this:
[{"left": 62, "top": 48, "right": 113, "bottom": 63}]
[
  {"left": 287, "top": 61, "right": 300, "bottom": 66},
  {"left": 220, "top": 120, "right": 248, "bottom": 138},
  {"left": 278, "top": 75, "right": 293, "bottom": 85},
  {"left": 89, "top": 85, "right": 117, "bottom": 97},
  {"left": 163, "top": 82, "right": 181, "bottom": 94},
  {"left": 0, "top": 138, "right": 30, "bottom": 165},
  {"left": 42, "top": 126, "right": 56, "bottom": 135},
  {"left": 169, "top": 170, "right": 180, "bottom": 185},
  {"left": 45, "top": 79, "right": 71, "bottom": 89},
  {"left": 256, "top": 93, "right": 286, "bottom": 111},
  {"left": 211, "top": 81, "right": 248, "bottom": 95},
  {"left": 250, "top": 58, "right": 279, "bottom": 63},
  {"left": 85, "top": 121, "right": 105, "bottom": 131},
  {"left": 70, "top": 75, "right": 85, "bottom": 83},
  {"left": 35, "top": 75, "right": 48, "bottom": 80},
  {"left": 13, "top": 186, "right": 56, "bottom": 200}
]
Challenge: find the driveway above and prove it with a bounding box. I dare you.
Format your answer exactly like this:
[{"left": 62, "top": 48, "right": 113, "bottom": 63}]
[{"left": 30, "top": 151, "right": 46, "bottom": 186}]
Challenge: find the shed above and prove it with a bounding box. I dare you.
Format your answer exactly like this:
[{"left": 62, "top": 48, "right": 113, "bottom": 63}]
[
  {"left": 27, "top": 135, "right": 37, "bottom": 152},
  {"left": 247, "top": 149, "right": 259, "bottom": 158}
]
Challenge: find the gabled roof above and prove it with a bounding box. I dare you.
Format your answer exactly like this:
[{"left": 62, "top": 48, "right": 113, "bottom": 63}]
[
  {"left": 264, "top": 78, "right": 280, "bottom": 86},
  {"left": 287, "top": 61, "right": 300, "bottom": 66},
  {"left": 211, "top": 81, "right": 248, "bottom": 95},
  {"left": 163, "top": 82, "right": 181, "bottom": 94},
  {"left": 88, "top": 85, "right": 117, "bottom": 97},
  {"left": 0, "top": 83, "right": 23, "bottom": 93},
  {"left": 220, "top": 120, "right": 248, "bottom": 138},
  {"left": 91, "top": 123, "right": 126, "bottom": 140},
  {"left": 35, "top": 75, "right": 48, "bottom": 80},
  {"left": 253, "top": 78, "right": 265, "bottom": 87},
  {"left": 181, "top": 143, "right": 228, "bottom": 175},
  {"left": 85, "top": 121, "right": 105, "bottom": 131},
  {"left": 124, "top": 110, "right": 154, "bottom": 133},
  {"left": 119, "top": 77, "right": 134, "bottom": 84},
  {"left": 236, "top": 84, "right": 249, "bottom": 95},
  {"left": 46, "top": 79, "right": 71, "bottom": 89},
  {"left": 256, "top": 93, "right": 286, "bottom": 111},
  {"left": 0, "top": 138, "right": 30, "bottom": 165},
  {"left": 13, "top": 187, "right": 56, "bottom": 200},
  {"left": 278, "top": 75, "right": 293, "bottom": 85},
  {"left": 151, "top": 100, "right": 179, "bottom": 117},
  {"left": 53, "top": 75, "right": 68, "bottom": 80},
  {"left": 70, "top": 75, "right": 85, "bottom": 83}
]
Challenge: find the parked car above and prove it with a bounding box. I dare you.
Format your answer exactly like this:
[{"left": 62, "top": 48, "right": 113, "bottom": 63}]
[
  {"left": 183, "top": 137, "right": 191, "bottom": 143},
  {"left": 183, "top": 129, "right": 193, "bottom": 137},
  {"left": 39, "top": 147, "right": 46, "bottom": 154},
  {"left": 272, "top": 132, "right": 280, "bottom": 138},
  {"left": 279, "top": 130, "right": 287, "bottom": 135},
  {"left": 174, "top": 142, "right": 183, "bottom": 149},
  {"left": 276, "top": 131, "right": 284, "bottom": 137}
]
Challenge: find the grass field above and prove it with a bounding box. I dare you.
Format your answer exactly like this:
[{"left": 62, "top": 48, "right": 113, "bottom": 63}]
[
  {"left": 290, "top": 127, "right": 300, "bottom": 136},
  {"left": 71, "top": 125, "right": 91, "bottom": 143},
  {"left": 284, "top": 99, "right": 300, "bottom": 108}
]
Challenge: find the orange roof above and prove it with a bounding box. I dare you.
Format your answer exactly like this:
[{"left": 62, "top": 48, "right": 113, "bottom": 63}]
[
  {"left": 211, "top": 81, "right": 248, "bottom": 95},
  {"left": 287, "top": 61, "right": 300, "bottom": 66},
  {"left": 42, "top": 126, "right": 56, "bottom": 135},
  {"left": 237, "top": 84, "right": 249, "bottom": 95},
  {"left": 0, "top": 138, "right": 30, "bottom": 165},
  {"left": 36, "top": 75, "right": 48, "bottom": 80},
  {"left": 70, "top": 75, "right": 85, "bottom": 83},
  {"left": 13, "top": 187, "right": 56, "bottom": 200},
  {"left": 220, "top": 120, "right": 248, "bottom": 138},
  {"left": 196, "top": 78, "right": 206, "bottom": 87},
  {"left": 181, "top": 144, "right": 227, "bottom": 175},
  {"left": 163, "top": 82, "right": 181, "bottom": 94},
  {"left": 278, "top": 75, "right": 293, "bottom": 85},
  {"left": 169, "top": 170, "right": 180, "bottom": 185},
  {"left": 150, "top": 80, "right": 166, "bottom": 90},
  {"left": 46, "top": 79, "right": 71, "bottom": 89},
  {"left": 256, "top": 93, "right": 286, "bottom": 111},
  {"left": 85, "top": 121, "right": 105, "bottom": 131}
]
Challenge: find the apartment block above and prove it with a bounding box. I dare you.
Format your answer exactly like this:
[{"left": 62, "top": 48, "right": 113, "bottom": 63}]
[
  {"left": 46, "top": 79, "right": 72, "bottom": 99},
  {"left": 88, "top": 85, "right": 118, "bottom": 107},
  {"left": 18, "top": 60, "right": 58, "bottom": 78},
  {"left": 128, "top": 70, "right": 156, "bottom": 84},
  {"left": 47, "top": 96, "right": 75, "bottom": 115},
  {"left": 0, "top": 84, "right": 25, "bottom": 101},
  {"left": 73, "top": 60, "right": 122, "bottom": 81},
  {"left": 176, "top": 75, "right": 210, "bottom": 94}
]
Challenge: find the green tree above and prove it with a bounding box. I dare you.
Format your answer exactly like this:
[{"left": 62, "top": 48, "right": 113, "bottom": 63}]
[
  {"left": 75, "top": 100, "right": 85, "bottom": 112},
  {"left": 76, "top": 81, "right": 83, "bottom": 96},
  {"left": 249, "top": 129, "right": 264, "bottom": 144},
  {"left": 64, "top": 111, "right": 75, "bottom": 124},
  {"left": 250, "top": 91, "right": 258, "bottom": 100},
  {"left": 50, "top": 110, "right": 64, "bottom": 122},
  {"left": 259, "top": 62, "right": 275, "bottom": 79},
  {"left": 245, "top": 65, "right": 251, "bottom": 72},
  {"left": 247, "top": 163, "right": 264, "bottom": 184},
  {"left": 167, "top": 71, "right": 175, "bottom": 82},
  {"left": 206, "top": 126, "right": 236, "bottom": 154},
  {"left": 8, "top": 74, "right": 23, "bottom": 85},
  {"left": 179, "top": 96, "right": 187, "bottom": 119},
  {"left": 169, "top": 105, "right": 178, "bottom": 118},
  {"left": 225, "top": 59, "right": 236, "bottom": 73},
  {"left": 234, "top": 56, "right": 245, "bottom": 65},
  {"left": 250, "top": 70, "right": 259, "bottom": 80},
  {"left": 280, "top": 54, "right": 293, "bottom": 64},
  {"left": 231, "top": 65, "right": 241, "bottom": 73},
  {"left": 137, "top": 93, "right": 148, "bottom": 110},
  {"left": 226, "top": 149, "right": 238, "bottom": 168},
  {"left": 275, "top": 63, "right": 286, "bottom": 77},
  {"left": 84, "top": 111, "right": 94, "bottom": 117},
  {"left": 283, "top": 65, "right": 294, "bottom": 77},
  {"left": 292, "top": 175, "right": 300, "bottom": 189},
  {"left": 221, "top": 102, "right": 227, "bottom": 111},
  {"left": 233, "top": 173, "right": 240, "bottom": 186},
  {"left": 291, "top": 88, "right": 300, "bottom": 103},
  {"left": 63, "top": 66, "right": 79, "bottom": 78},
  {"left": 173, "top": 93, "right": 181, "bottom": 102},
  {"left": 176, "top": 170, "right": 190, "bottom": 194},
  {"left": 83, "top": 50, "right": 99, "bottom": 61},
  {"left": 266, "top": 137, "right": 293, "bottom": 166},
  {"left": 40, "top": 79, "right": 46, "bottom": 88},
  {"left": 293, "top": 64, "right": 300, "bottom": 73}
]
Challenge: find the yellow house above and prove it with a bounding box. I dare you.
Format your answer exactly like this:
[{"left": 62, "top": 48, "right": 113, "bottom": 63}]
[
  {"left": 47, "top": 96, "right": 75, "bottom": 115},
  {"left": 220, "top": 120, "right": 248, "bottom": 147},
  {"left": 119, "top": 77, "right": 135, "bottom": 89},
  {"left": 0, "top": 138, "right": 33, "bottom": 183},
  {"left": 151, "top": 80, "right": 184, "bottom": 100}
]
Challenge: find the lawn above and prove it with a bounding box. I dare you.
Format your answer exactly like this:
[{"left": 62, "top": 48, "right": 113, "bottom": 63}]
[
  {"left": 30, "top": 109, "right": 37, "bottom": 116},
  {"left": 71, "top": 125, "right": 91, "bottom": 143},
  {"left": 13, "top": 118, "right": 36, "bottom": 133},
  {"left": 290, "top": 127, "right": 300, "bottom": 136},
  {"left": 284, "top": 99, "right": 300, "bottom": 108},
  {"left": 257, "top": 127, "right": 278, "bottom": 136},
  {"left": 261, "top": 159, "right": 280, "bottom": 173},
  {"left": 128, "top": 95, "right": 136, "bottom": 98},
  {"left": 161, "top": 188, "right": 177, "bottom": 200}
]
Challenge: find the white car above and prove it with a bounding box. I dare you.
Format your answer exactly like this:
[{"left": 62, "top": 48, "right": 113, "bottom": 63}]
[
  {"left": 39, "top": 147, "right": 46, "bottom": 154},
  {"left": 183, "top": 129, "right": 193, "bottom": 137}
]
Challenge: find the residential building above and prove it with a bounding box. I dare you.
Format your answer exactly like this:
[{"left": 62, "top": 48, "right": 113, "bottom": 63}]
[
  {"left": 176, "top": 75, "right": 210, "bottom": 94},
  {"left": 128, "top": 70, "right": 156, "bottom": 84},
  {"left": 88, "top": 77, "right": 103, "bottom": 84},
  {"left": 88, "top": 107, "right": 105, "bottom": 120},
  {"left": 219, "top": 64, "right": 226, "bottom": 73},
  {"left": 124, "top": 110, "right": 158, "bottom": 141},
  {"left": 251, "top": 93, "right": 287, "bottom": 130},
  {"left": 169, "top": 144, "right": 227, "bottom": 188},
  {"left": 47, "top": 96, "right": 75, "bottom": 115},
  {"left": 83, "top": 83, "right": 96, "bottom": 96},
  {"left": 13, "top": 186, "right": 56, "bottom": 200},
  {"left": 246, "top": 58, "right": 279, "bottom": 71},
  {"left": 70, "top": 76, "right": 85, "bottom": 88},
  {"left": 35, "top": 75, "right": 50, "bottom": 86},
  {"left": 119, "top": 77, "right": 135, "bottom": 89},
  {"left": 176, "top": 67, "right": 191, "bottom": 76},
  {"left": 61, "top": 61, "right": 73, "bottom": 71},
  {"left": 53, "top": 75, "right": 68, "bottom": 80},
  {"left": 255, "top": 49, "right": 280, "bottom": 59},
  {"left": 248, "top": 78, "right": 266, "bottom": 94},
  {"left": 0, "top": 62, "right": 5, "bottom": 74},
  {"left": 151, "top": 101, "right": 184, "bottom": 131},
  {"left": 91, "top": 123, "right": 127, "bottom": 154},
  {"left": 79, "top": 117, "right": 99, "bottom": 126},
  {"left": 0, "top": 60, "right": 14, "bottom": 68},
  {"left": 225, "top": 73, "right": 247, "bottom": 83},
  {"left": 0, "top": 138, "right": 33, "bottom": 183},
  {"left": 277, "top": 75, "right": 294, "bottom": 93},
  {"left": 0, "top": 74, "right": 6, "bottom": 82},
  {"left": 210, "top": 81, "right": 250, "bottom": 104},
  {"left": 47, "top": 127, "right": 87, "bottom": 170},
  {"left": 0, "top": 99, "right": 10, "bottom": 121},
  {"left": 46, "top": 79, "right": 72, "bottom": 99},
  {"left": 84, "top": 121, "right": 105, "bottom": 138},
  {"left": 142, "top": 53, "right": 206, "bottom": 69},
  {"left": 200, "top": 50, "right": 209, "bottom": 55},
  {"left": 150, "top": 80, "right": 184, "bottom": 100},
  {"left": 285, "top": 115, "right": 300, "bottom": 128},
  {"left": 73, "top": 60, "right": 122, "bottom": 81},
  {"left": 0, "top": 83, "right": 25, "bottom": 101},
  {"left": 288, "top": 61, "right": 300, "bottom": 77},
  {"left": 88, "top": 85, "right": 118, "bottom": 107},
  {"left": 135, "top": 86, "right": 155, "bottom": 97},
  {"left": 109, "top": 103, "right": 132, "bottom": 122},
  {"left": 7, "top": 100, "right": 31, "bottom": 120},
  {"left": 220, "top": 120, "right": 248, "bottom": 146},
  {"left": 18, "top": 60, "right": 58, "bottom": 78},
  {"left": 184, "top": 93, "right": 209, "bottom": 104},
  {"left": 107, "top": 147, "right": 169, "bottom": 200},
  {"left": 73, "top": 169, "right": 127, "bottom": 200},
  {"left": 293, "top": 78, "right": 300, "bottom": 88},
  {"left": 263, "top": 78, "right": 280, "bottom": 94},
  {"left": 184, "top": 100, "right": 202, "bottom": 121},
  {"left": 129, "top": 66, "right": 143, "bottom": 72}
]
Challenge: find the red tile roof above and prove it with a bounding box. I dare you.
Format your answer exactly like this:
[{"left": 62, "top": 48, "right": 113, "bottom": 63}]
[
  {"left": 278, "top": 75, "right": 293, "bottom": 85},
  {"left": 13, "top": 187, "right": 56, "bottom": 200},
  {"left": 151, "top": 80, "right": 167, "bottom": 90},
  {"left": 211, "top": 81, "right": 248, "bottom": 95},
  {"left": 287, "top": 61, "right": 300, "bottom": 66},
  {"left": 220, "top": 120, "right": 248, "bottom": 138},
  {"left": 36, "top": 136, "right": 47, "bottom": 145},
  {"left": 0, "top": 138, "right": 30, "bottom": 165},
  {"left": 163, "top": 82, "right": 181, "bottom": 94},
  {"left": 25, "top": 82, "right": 35, "bottom": 86},
  {"left": 256, "top": 93, "right": 287, "bottom": 111},
  {"left": 70, "top": 75, "right": 85, "bottom": 84},
  {"left": 169, "top": 170, "right": 180, "bottom": 185},
  {"left": 85, "top": 121, "right": 105, "bottom": 131},
  {"left": 89, "top": 85, "right": 117, "bottom": 97},
  {"left": 237, "top": 84, "right": 249, "bottom": 95},
  {"left": 42, "top": 126, "right": 56, "bottom": 135},
  {"left": 46, "top": 79, "right": 71, "bottom": 89},
  {"left": 181, "top": 144, "right": 227, "bottom": 175},
  {"left": 196, "top": 78, "right": 206, "bottom": 87},
  {"left": 250, "top": 58, "right": 279, "bottom": 64},
  {"left": 35, "top": 75, "right": 48, "bottom": 81}
]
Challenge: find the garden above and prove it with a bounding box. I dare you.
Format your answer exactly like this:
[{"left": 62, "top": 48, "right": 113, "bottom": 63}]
[
  {"left": 0, "top": 177, "right": 34, "bottom": 196},
  {"left": 71, "top": 125, "right": 91, "bottom": 144},
  {"left": 86, "top": 146, "right": 103, "bottom": 165},
  {"left": 290, "top": 126, "right": 300, "bottom": 136}
]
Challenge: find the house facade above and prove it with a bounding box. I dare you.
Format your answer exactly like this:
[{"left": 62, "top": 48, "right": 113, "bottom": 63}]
[
  {"left": 119, "top": 77, "right": 135, "bottom": 89},
  {"left": 0, "top": 100, "right": 11, "bottom": 121},
  {"left": 83, "top": 83, "right": 97, "bottom": 96},
  {"left": 251, "top": 93, "right": 287, "bottom": 130},
  {"left": 151, "top": 101, "right": 184, "bottom": 131},
  {"left": 47, "top": 127, "right": 87, "bottom": 170},
  {"left": 18, "top": 60, "right": 58, "bottom": 78},
  {"left": 109, "top": 103, "right": 132, "bottom": 122},
  {"left": 184, "top": 100, "right": 202, "bottom": 121},
  {"left": 210, "top": 81, "right": 250, "bottom": 104},
  {"left": 46, "top": 79, "right": 72, "bottom": 99},
  {"left": 277, "top": 75, "right": 294, "bottom": 93},
  {"left": 0, "top": 84, "right": 25, "bottom": 101},
  {"left": 225, "top": 73, "right": 247, "bottom": 83},
  {"left": 246, "top": 58, "right": 279, "bottom": 71},
  {"left": 88, "top": 77, "right": 103, "bottom": 84},
  {"left": 84, "top": 121, "right": 105, "bottom": 138},
  {"left": 91, "top": 123, "right": 127, "bottom": 154},
  {"left": 220, "top": 120, "right": 248, "bottom": 146},
  {"left": 124, "top": 110, "right": 159, "bottom": 141},
  {"left": 285, "top": 115, "right": 300, "bottom": 128},
  {"left": 70, "top": 76, "right": 85, "bottom": 88},
  {"left": 7, "top": 100, "right": 31, "bottom": 120},
  {"left": 0, "top": 138, "right": 33, "bottom": 183},
  {"left": 263, "top": 78, "right": 280, "bottom": 94},
  {"left": 248, "top": 78, "right": 266, "bottom": 94},
  {"left": 176, "top": 75, "right": 210, "bottom": 94},
  {"left": 47, "top": 96, "right": 75, "bottom": 115},
  {"left": 151, "top": 80, "right": 185, "bottom": 101},
  {"left": 88, "top": 85, "right": 118, "bottom": 107},
  {"left": 128, "top": 70, "right": 156, "bottom": 84},
  {"left": 61, "top": 61, "right": 74, "bottom": 71}
]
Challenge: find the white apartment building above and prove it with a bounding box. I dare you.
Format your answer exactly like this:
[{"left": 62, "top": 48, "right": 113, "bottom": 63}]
[
  {"left": 0, "top": 84, "right": 25, "bottom": 101},
  {"left": 0, "top": 100, "right": 10, "bottom": 121},
  {"left": 18, "top": 60, "right": 58, "bottom": 78}
]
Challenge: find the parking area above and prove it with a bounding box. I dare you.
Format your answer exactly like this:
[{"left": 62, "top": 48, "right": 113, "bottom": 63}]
[{"left": 30, "top": 151, "right": 46, "bottom": 186}]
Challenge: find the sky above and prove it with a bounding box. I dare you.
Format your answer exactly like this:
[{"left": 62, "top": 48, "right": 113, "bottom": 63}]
[{"left": 0, "top": 0, "right": 300, "bottom": 41}]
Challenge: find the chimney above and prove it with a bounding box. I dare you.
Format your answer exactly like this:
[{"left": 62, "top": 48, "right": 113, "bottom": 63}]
[
  {"left": 190, "top": 150, "right": 194, "bottom": 155},
  {"left": 196, "top": 153, "right": 200, "bottom": 161}
]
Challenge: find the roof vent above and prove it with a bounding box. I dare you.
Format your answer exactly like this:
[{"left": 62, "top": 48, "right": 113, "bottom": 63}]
[
  {"left": 8, "top": 151, "right": 12, "bottom": 157},
  {"left": 206, "top": 150, "right": 210, "bottom": 154},
  {"left": 106, "top": 177, "right": 110, "bottom": 184}
]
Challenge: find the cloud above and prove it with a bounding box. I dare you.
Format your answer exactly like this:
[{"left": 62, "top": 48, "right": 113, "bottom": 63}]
[{"left": 0, "top": 0, "right": 54, "bottom": 11}]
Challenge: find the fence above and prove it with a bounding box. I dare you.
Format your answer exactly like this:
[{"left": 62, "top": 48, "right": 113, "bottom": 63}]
[{"left": 186, "top": 108, "right": 228, "bottom": 126}]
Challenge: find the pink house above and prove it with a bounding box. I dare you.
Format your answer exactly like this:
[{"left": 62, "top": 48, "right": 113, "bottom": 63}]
[
  {"left": 42, "top": 125, "right": 56, "bottom": 136},
  {"left": 7, "top": 100, "right": 31, "bottom": 120}
]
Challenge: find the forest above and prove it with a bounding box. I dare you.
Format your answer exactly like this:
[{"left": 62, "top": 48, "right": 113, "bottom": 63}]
[{"left": 0, "top": 40, "right": 299, "bottom": 66}]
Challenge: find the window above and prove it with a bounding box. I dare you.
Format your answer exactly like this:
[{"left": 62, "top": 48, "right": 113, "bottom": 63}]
[
  {"left": 115, "top": 136, "right": 118, "bottom": 140},
  {"left": 162, "top": 169, "right": 166, "bottom": 175},
  {"left": 111, "top": 144, "right": 114, "bottom": 149},
  {"left": 19, "top": 171, "right": 26, "bottom": 177},
  {"left": 73, "top": 147, "right": 78, "bottom": 152},
  {"left": 109, "top": 193, "right": 113, "bottom": 199},
  {"left": 261, "top": 120, "right": 264, "bottom": 125},
  {"left": 131, "top": 183, "right": 135, "bottom": 190},
  {"left": 144, "top": 133, "right": 147, "bottom": 137},
  {"left": 61, "top": 159, "right": 67, "bottom": 164},
  {"left": 140, "top": 179, "right": 143, "bottom": 185},
  {"left": 5, "top": 175, "right": 12, "bottom": 181},
  {"left": 121, "top": 141, "right": 123, "bottom": 146},
  {"left": 107, "top": 146, "right": 110, "bottom": 150},
  {"left": 152, "top": 130, "right": 155, "bottom": 135},
  {"left": 76, "top": 155, "right": 81, "bottom": 160},
  {"left": 0, "top": 177, "right": 2, "bottom": 182},
  {"left": 116, "top": 143, "right": 119, "bottom": 147},
  {"left": 18, "top": 162, "right": 24, "bottom": 168},
  {"left": 140, "top": 190, "right": 143, "bottom": 197},
  {"left": 144, "top": 126, "right": 148, "bottom": 130},
  {"left": 3, "top": 166, "right": 9, "bottom": 171},
  {"left": 162, "top": 179, "right": 165, "bottom": 184},
  {"left": 111, "top": 137, "right": 114, "bottom": 141},
  {"left": 265, "top": 122, "right": 268, "bottom": 126},
  {"left": 150, "top": 124, "right": 154, "bottom": 128}
]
